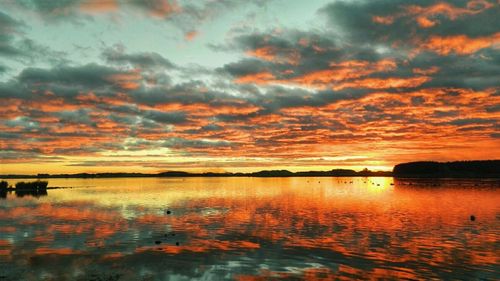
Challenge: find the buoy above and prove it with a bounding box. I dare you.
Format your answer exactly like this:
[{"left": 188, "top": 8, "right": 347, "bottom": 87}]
[
  {"left": 470, "top": 215, "right": 476, "bottom": 221},
  {"left": 155, "top": 240, "right": 162, "bottom": 244}
]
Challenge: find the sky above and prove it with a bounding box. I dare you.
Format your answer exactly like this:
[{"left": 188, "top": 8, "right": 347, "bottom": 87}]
[{"left": 0, "top": 0, "right": 499, "bottom": 174}]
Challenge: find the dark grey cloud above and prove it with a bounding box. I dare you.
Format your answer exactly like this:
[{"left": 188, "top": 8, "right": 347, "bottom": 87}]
[
  {"left": 102, "top": 45, "right": 174, "bottom": 69},
  {"left": 485, "top": 104, "right": 500, "bottom": 113},
  {"left": 15, "top": 0, "right": 80, "bottom": 13},
  {"left": 0, "top": 11, "right": 21, "bottom": 33},
  {"left": 142, "top": 110, "right": 187, "bottom": 124},
  {"left": 0, "top": 11, "right": 25, "bottom": 57},
  {"left": 218, "top": 1, "right": 500, "bottom": 97},
  {"left": 221, "top": 58, "right": 271, "bottom": 77},
  {"left": 410, "top": 50, "right": 500, "bottom": 90},
  {"left": 128, "top": 82, "right": 247, "bottom": 108},
  {"left": 449, "top": 118, "right": 498, "bottom": 126},
  {"left": 5, "top": 116, "right": 39, "bottom": 130},
  {"left": 56, "top": 109, "right": 95, "bottom": 125},
  {"left": 0, "top": 11, "right": 69, "bottom": 68},
  {"left": 220, "top": 17, "right": 499, "bottom": 92},
  {"left": 218, "top": 30, "right": 366, "bottom": 77},
  {"left": 7, "top": 0, "right": 270, "bottom": 34},
  {"left": 218, "top": 29, "right": 402, "bottom": 89},
  {"left": 320, "top": 0, "right": 500, "bottom": 43},
  {"left": 10, "top": 0, "right": 90, "bottom": 22},
  {"left": 0, "top": 150, "right": 64, "bottom": 161},
  {"left": 0, "top": 81, "right": 31, "bottom": 99},
  {"left": 13, "top": 63, "right": 144, "bottom": 98},
  {"left": 19, "top": 63, "right": 123, "bottom": 87},
  {"left": 432, "top": 110, "right": 459, "bottom": 118},
  {"left": 163, "top": 137, "right": 233, "bottom": 149}
]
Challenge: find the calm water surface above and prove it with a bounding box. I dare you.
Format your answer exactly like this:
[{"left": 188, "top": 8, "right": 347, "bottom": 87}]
[{"left": 0, "top": 177, "right": 498, "bottom": 280}]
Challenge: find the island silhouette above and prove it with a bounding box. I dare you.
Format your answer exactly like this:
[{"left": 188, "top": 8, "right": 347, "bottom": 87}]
[
  {"left": 0, "top": 180, "right": 48, "bottom": 198},
  {"left": 393, "top": 160, "right": 500, "bottom": 178}
]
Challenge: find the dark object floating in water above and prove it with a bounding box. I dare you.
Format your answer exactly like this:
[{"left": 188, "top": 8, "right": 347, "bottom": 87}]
[
  {"left": 1, "top": 180, "right": 49, "bottom": 198},
  {"left": 175, "top": 242, "right": 180, "bottom": 246},
  {"left": 166, "top": 210, "right": 171, "bottom": 214},
  {"left": 0, "top": 181, "right": 7, "bottom": 199},
  {"left": 15, "top": 181, "right": 48, "bottom": 190},
  {"left": 470, "top": 215, "right": 476, "bottom": 221},
  {"left": 171, "top": 233, "right": 175, "bottom": 236},
  {"left": 155, "top": 240, "right": 161, "bottom": 244}
]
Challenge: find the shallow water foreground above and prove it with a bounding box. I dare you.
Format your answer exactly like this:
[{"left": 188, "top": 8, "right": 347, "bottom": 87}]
[{"left": 0, "top": 177, "right": 499, "bottom": 280}]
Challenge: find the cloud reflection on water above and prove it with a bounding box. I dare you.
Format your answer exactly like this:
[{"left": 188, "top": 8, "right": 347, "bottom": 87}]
[{"left": 0, "top": 177, "right": 498, "bottom": 280}]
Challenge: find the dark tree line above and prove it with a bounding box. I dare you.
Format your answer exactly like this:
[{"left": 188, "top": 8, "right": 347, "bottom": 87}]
[
  {"left": 393, "top": 160, "right": 500, "bottom": 178},
  {"left": 0, "top": 180, "right": 48, "bottom": 198}
]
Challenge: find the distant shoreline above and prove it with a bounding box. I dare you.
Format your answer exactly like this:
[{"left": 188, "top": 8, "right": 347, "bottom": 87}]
[
  {"left": 0, "top": 169, "right": 392, "bottom": 179},
  {"left": 1, "top": 160, "right": 499, "bottom": 179}
]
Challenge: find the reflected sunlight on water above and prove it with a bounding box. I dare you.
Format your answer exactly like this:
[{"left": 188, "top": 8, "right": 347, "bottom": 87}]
[{"left": 0, "top": 177, "right": 499, "bottom": 280}]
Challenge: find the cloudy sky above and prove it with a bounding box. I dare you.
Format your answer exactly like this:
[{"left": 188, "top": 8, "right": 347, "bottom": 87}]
[{"left": 0, "top": 0, "right": 499, "bottom": 174}]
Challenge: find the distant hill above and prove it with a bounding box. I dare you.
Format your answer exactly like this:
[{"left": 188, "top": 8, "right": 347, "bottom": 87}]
[
  {"left": 393, "top": 160, "right": 500, "bottom": 178},
  {"left": 0, "top": 168, "right": 392, "bottom": 179}
]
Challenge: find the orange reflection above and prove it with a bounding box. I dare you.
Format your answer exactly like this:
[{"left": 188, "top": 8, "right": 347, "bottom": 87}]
[{"left": 0, "top": 177, "right": 498, "bottom": 280}]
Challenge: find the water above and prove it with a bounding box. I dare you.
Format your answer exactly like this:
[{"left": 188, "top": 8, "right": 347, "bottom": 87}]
[{"left": 0, "top": 177, "right": 498, "bottom": 280}]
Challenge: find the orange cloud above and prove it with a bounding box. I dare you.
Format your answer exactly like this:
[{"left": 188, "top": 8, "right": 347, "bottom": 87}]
[
  {"left": 146, "top": 0, "right": 181, "bottom": 18},
  {"left": 413, "top": 66, "right": 440, "bottom": 75},
  {"left": 418, "top": 32, "right": 500, "bottom": 55},
  {"left": 246, "top": 46, "right": 300, "bottom": 65},
  {"left": 106, "top": 71, "right": 142, "bottom": 90},
  {"left": 77, "top": 92, "right": 132, "bottom": 107},
  {"left": 373, "top": 0, "right": 495, "bottom": 28},
  {"left": 234, "top": 72, "right": 277, "bottom": 85},
  {"left": 80, "top": 0, "right": 118, "bottom": 13},
  {"left": 416, "top": 16, "right": 437, "bottom": 28},
  {"left": 290, "top": 59, "right": 396, "bottom": 88},
  {"left": 333, "top": 76, "right": 431, "bottom": 90},
  {"left": 246, "top": 46, "right": 277, "bottom": 62},
  {"left": 147, "top": 102, "right": 261, "bottom": 117},
  {"left": 184, "top": 30, "right": 198, "bottom": 41},
  {"left": 372, "top": 15, "right": 394, "bottom": 25},
  {"left": 234, "top": 59, "right": 398, "bottom": 89},
  {"left": 406, "top": 2, "right": 483, "bottom": 27}
]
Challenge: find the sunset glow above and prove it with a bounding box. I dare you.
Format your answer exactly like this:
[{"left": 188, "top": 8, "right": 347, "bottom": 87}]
[{"left": 0, "top": 0, "right": 499, "bottom": 174}]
